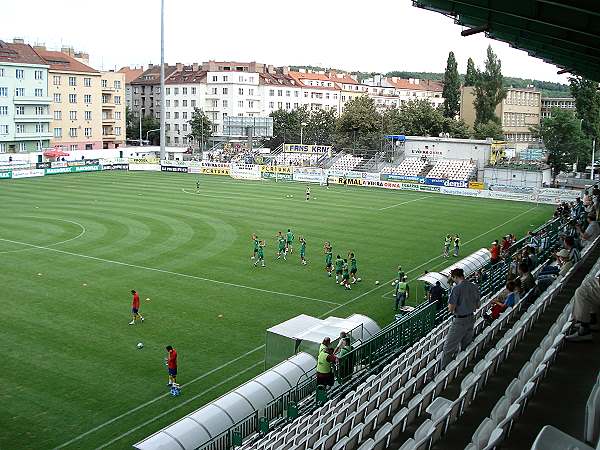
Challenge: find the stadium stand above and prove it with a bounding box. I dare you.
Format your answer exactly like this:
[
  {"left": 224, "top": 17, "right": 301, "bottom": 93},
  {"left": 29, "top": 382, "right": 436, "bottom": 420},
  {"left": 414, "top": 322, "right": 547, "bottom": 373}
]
[
  {"left": 380, "top": 158, "right": 429, "bottom": 177},
  {"left": 329, "top": 154, "right": 367, "bottom": 172},
  {"left": 269, "top": 153, "right": 323, "bottom": 167},
  {"left": 426, "top": 159, "right": 478, "bottom": 181}
]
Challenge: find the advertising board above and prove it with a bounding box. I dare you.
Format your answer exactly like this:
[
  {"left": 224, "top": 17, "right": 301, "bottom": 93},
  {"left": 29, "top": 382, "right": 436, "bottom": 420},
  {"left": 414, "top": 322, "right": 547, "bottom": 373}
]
[
  {"left": 283, "top": 144, "right": 331, "bottom": 155},
  {"left": 230, "top": 164, "right": 261, "bottom": 180},
  {"left": 11, "top": 169, "right": 45, "bottom": 179},
  {"left": 127, "top": 164, "right": 161, "bottom": 172},
  {"left": 161, "top": 165, "right": 188, "bottom": 173},
  {"left": 130, "top": 157, "right": 160, "bottom": 164},
  {"left": 293, "top": 167, "right": 324, "bottom": 183},
  {"left": 0, "top": 171, "right": 12, "bottom": 179}
]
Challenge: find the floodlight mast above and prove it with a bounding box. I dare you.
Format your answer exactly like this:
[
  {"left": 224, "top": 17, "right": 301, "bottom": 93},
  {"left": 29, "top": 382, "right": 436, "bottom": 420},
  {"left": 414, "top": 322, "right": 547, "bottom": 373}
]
[{"left": 159, "top": 0, "right": 166, "bottom": 160}]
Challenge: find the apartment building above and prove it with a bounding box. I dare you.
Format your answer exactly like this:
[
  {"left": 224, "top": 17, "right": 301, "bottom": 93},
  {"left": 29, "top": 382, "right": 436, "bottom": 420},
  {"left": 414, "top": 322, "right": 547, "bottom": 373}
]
[
  {"left": 100, "top": 70, "right": 126, "bottom": 148},
  {"left": 288, "top": 71, "right": 341, "bottom": 113},
  {"left": 541, "top": 96, "right": 576, "bottom": 119},
  {"left": 130, "top": 64, "right": 178, "bottom": 119},
  {"left": 460, "top": 86, "right": 542, "bottom": 144},
  {"left": 0, "top": 39, "right": 52, "bottom": 154},
  {"left": 118, "top": 66, "right": 144, "bottom": 110},
  {"left": 35, "top": 46, "right": 102, "bottom": 151}
]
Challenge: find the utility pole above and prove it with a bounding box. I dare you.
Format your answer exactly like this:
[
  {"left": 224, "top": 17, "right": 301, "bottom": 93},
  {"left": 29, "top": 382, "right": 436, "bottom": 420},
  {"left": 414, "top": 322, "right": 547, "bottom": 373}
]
[
  {"left": 592, "top": 139, "right": 596, "bottom": 181},
  {"left": 159, "top": 0, "right": 166, "bottom": 159}
]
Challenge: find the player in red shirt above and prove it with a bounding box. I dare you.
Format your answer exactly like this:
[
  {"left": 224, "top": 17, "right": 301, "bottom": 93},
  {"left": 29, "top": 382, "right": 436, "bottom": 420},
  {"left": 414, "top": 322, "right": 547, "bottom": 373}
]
[
  {"left": 129, "top": 289, "right": 144, "bottom": 325},
  {"left": 166, "top": 345, "right": 178, "bottom": 386}
]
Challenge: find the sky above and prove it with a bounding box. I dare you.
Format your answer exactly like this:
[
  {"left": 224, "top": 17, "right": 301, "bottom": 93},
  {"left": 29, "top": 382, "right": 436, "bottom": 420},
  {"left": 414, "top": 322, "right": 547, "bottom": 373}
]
[{"left": 2, "top": 0, "right": 569, "bottom": 85}]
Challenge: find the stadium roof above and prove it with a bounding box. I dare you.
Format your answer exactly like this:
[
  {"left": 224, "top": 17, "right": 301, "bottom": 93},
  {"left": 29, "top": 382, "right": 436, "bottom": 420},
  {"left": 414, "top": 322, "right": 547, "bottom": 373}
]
[{"left": 412, "top": 0, "right": 600, "bottom": 81}]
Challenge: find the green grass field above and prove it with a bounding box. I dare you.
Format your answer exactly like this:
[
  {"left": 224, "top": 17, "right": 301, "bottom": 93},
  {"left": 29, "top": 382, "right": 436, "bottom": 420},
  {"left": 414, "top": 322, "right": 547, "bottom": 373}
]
[{"left": 0, "top": 171, "right": 553, "bottom": 449}]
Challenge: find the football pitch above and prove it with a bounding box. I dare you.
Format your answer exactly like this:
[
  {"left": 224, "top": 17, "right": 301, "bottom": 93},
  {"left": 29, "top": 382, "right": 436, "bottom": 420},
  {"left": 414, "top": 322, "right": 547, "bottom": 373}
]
[{"left": 0, "top": 171, "right": 553, "bottom": 449}]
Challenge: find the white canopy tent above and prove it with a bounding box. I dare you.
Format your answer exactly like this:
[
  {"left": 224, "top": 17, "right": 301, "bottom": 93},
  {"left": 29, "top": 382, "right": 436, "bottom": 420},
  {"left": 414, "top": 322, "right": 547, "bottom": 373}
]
[{"left": 418, "top": 248, "right": 491, "bottom": 290}]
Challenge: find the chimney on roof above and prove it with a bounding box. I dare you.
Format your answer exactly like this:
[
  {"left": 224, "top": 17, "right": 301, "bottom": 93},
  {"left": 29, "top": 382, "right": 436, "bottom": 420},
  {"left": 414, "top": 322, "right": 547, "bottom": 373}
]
[
  {"left": 33, "top": 44, "right": 46, "bottom": 51},
  {"left": 148, "top": 63, "right": 154, "bottom": 69},
  {"left": 268, "top": 65, "right": 275, "bottom": 74},
  {"left": 61, "top": 46, "right": 74, "bottom": 56},
  {"left": 74, "top": 52, "right": 89, "bottom": 64},
  {"left": 176, "top": 62, "right": 183, "bottom": 70},
  {"left": 13, "top": 38, "right": 25, "bottom": 44},
  {"left": 282, "top": 66, "right": 289, "bottom": 75},
  {"left": 392, "top": 77, "right": 398, "bottom": 82},
  {"left": 192, "top": 63, "right": 199, "bottom": 71},
  {"left": 299, "top": 68, "right": 306, "bottom": 74}
]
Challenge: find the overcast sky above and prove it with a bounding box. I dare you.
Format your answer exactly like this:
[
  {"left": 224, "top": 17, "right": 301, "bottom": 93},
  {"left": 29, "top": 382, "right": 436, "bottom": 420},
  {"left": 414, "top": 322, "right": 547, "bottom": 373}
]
[{"left": 3, "top": 0, "right": 569, "bottom": 84}]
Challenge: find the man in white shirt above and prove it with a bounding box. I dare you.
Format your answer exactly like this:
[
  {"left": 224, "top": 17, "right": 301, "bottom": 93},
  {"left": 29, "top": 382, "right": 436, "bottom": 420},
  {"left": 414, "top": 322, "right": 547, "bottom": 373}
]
[{"left": 577, "top": 214, "right": 600, "bottom": 247}]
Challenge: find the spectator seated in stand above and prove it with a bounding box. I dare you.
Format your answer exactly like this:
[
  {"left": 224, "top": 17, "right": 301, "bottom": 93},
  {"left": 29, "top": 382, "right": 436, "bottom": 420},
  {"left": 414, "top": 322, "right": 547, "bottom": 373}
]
[
  {"left": 565, "top": 270, "right": 600, "bottom": 342},
  {"left": 576, "top": 213, "right": 600, "bottom": 248},
  {"left": 484, "top": 280, "right": 520, "bottom": 324}
]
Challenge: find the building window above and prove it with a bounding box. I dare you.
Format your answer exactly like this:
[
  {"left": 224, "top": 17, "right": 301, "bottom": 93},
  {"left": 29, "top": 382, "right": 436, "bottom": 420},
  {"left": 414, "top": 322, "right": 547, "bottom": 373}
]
[
  {"left": 223, "top": 87, "right": 228, "bottom": 95},
  {"left": 0, "top": 125, "right": 8, "bottom": 134},
  {"left": 269, "top": 89, "right": 274, "bottom": 96},
  {"left": 15, "top": 88, "right": 24, "bottom": 96},
  {"left": 69, "top": 128, "right": 78, "bottom": 137},
  {"left": 101, "top": 79, "right": 107, "bottom": 88},
  {"left": 35, "top": 123, "right": 45, "bottom": 133},
  {"left": 239, "top": 88, "right": 244, "bottom": 95},
  {"left": 174, "top": 137, "right": 179, "bottom": 144},
  {"left": 115, "top": 111, "right": 121, "bottom": 120},
  {"left": 183, "top": 124, "right": 187, "bottom": 132},
  {"left": 295, "top": 91, "right": 299, "bottom": 97},
  {"left": 269, "top": 102, "right": 274, "bottom": 108},
  {"left": 191, "top": 100, "right": 196, "bottom": 107},
  {"left": 54, "top": 110, "right": 62, "bottom": 120},
  {"left": 15, "top": 106, "right": 25, "bottom": 115},
  {"left": 83, "top": 111, "right": 91, "bottom": 120},
  {"left": 16, "top": 124, "right": 25, "bottom": 133},
  {"left": 0, "top": 87, "right": 7, "bottom": 96},
  {"left": 0, "top": 143, "right": 6, "bottom": 152},
  {"left": 18, "top": 142, "right": 26, "bottom": 152},
  {"left": 16, "top": 69, "right": 24, "bottom": 79},
  {"left": 114, "top": 80, "right": 121, "bottom": 89},
  {"left": 35, "top": 88, "right": 43, "bottom": 97},
  {"left": 115, "top": 127, "right": 121, "bottom": 136},
  {"left": 223, "top": 76, "right": 228, "bottom": 82},
  {"left": 114, "top": 96, "right": 121, "bottom": 104},
  {"left": 182, "top": 100, "right": 187, "bottom": 107},
  {"left": 69, "top": 111, "right": 77, "bottom": 120},
  {"left": 166, "top": 88, "right": 171, "bottom": 95},
  {"left": 84, "top": 77, "right": 91, "bottom": 87},
  {"left": 278, "top": 90, "right": 283, "bottom": 96},
  {"left": 174, "top": 87, "right": 179, "bottom": 95},
  {"left": 69, "top": 94, "right": 77, "bottom": 103},
  {"left": 54, "top": 93, "right": 61, "bottom": 103},
  {"left": 249, "top": 88, "right": 254, "bottom": 96},
  {"left": 222, "top": 100, "right": 228, "bottom": 108},
  {"left": 69, "top": 76, "right": 77, "bottom": 86},
  {"left": 166, "top": 100, "right": 170, "bottom": 107},
  {"left": 0, "top": 68, "right": 4, "bottom": 77},
  {"left": 34, "top": 70, "right": 43, "bottom": 80},
  {"left": 166, "top": 112, "right": 170, "bottom": 119},
  {"left": 285, "top": 102, "right": 291, "bottom": 109},
  {"left": 182, "top": 112, "right": 188, "bottom": 119},
  {"left": 182, "top": 87, "right": 187, "bottom": 95},
  {"left": 211, "top": 87, "right": 217, "bottom": 95},
  {"left": 212, "top": 76, "right": 217, "bottom": 82},
  {"left": 238, "top": 100, "right": 243, "bottom": 107},
  {"left": 70, "top": 144, "right": 77, "bottom": 151},
  {"left": 0, "top": 106, "right": 7, "bottom": 115},
  {"left": 35, "top": 106, "right": 44, "bottom": 115},
  {"left": 191, "top": 87, "right": 196, "bottom": 95},
  {"left": 174, "top": 112, "right": 179, "bottom": 119}
]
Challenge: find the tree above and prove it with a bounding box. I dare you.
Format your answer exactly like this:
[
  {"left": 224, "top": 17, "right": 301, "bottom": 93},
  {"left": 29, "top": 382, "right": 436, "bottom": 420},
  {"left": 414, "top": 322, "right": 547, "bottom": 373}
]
[
  {"left": 569, "top": 76, "right": 600, "bottom": 143},
  {"left": 442, "top": 52, "right": 460, "bottom": 118},
  {"left": 188, "top": 108, "right": 213, "bottom": 150},
  {"left": 335, "top": 96, "right": 382, "bottom": 150},
  {"left": 537, "top": 108, "right": 588, "bottom": 181},
  {"left": 303, "top": 108, "right": 336, "bottom": 145},
  {"left": 473, "top": 46, "right": 507, "bottom": 126},
  {"left": 443, "top": 118, "right": 471, "bottom": 139},
  {"left": 126, "top": 107, "right": 161, "bottom": 144},
  {"left": 269, "top": 107, "right": 310, "bottom": 149},
  {"left": 464, "top": 58, "right": 478, "bottom": 87},
  {"left": 473, "top": 120, "right": 504, "bottom": 140}
]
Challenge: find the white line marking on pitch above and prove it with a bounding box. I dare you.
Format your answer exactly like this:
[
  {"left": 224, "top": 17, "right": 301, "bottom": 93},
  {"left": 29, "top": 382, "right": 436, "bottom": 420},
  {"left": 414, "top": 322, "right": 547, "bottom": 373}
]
[
  {"left": 378, "top": 196, "right": 432, "bottom": 210},
  {"left": 0, "top": 217, "right": 86, "bottom": 254},
  {"left": 0, "top": 237, "right": 341, "bottom": 307},
  {"left": 93, "top": 361, "right": 265, "bottom": 450},
  {"left": 54, "top": 347, "right": 265, "bottom": 449},
  {"left": 54, "top": 204, "right": 540, "bottom": 448}
]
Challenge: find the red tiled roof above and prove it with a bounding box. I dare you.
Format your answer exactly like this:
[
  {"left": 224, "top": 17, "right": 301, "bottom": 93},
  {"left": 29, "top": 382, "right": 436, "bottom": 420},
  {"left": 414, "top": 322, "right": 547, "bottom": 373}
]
[
  {"left": 387, "top": 77, "right": 444, "bottom": 92},
  {"left": 328, "top": 72, "right": 359, "bottom": 85},
  {"left": 258, "top": 73, "right": 298, "bottom": 87},
  {"left": 0, "top": 41, "right": 46, "bottom": 65},
  {"left": 131, "top": 65, "right": 178, "bottom": 85},
  {"left": 118, "top": 66, "right": 144, "bottom": 83},
  {"left": 166, "top": 67, "right": 207, "bottom": 84},
  {"left": 36, "top": 49, "right": 98, "bottom": 73}
]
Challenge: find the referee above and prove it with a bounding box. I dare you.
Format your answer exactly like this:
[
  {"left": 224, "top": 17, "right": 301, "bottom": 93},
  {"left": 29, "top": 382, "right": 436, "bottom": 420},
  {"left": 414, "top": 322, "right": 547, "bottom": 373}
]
[{"left": 441, "top": 268, "right": 480, "bottom": 367}]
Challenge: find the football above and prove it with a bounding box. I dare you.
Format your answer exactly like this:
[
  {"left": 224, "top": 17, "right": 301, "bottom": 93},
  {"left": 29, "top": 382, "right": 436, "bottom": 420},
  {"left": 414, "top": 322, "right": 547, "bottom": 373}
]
[
  {"left": 137, "top": 342, "right": 144, "bottom": 349},
  {"left": 357, "top": 278, "right": 362, "bottom": 282},
  {"left": 375, "top": 280, "right": 379, "bottom": 285}
]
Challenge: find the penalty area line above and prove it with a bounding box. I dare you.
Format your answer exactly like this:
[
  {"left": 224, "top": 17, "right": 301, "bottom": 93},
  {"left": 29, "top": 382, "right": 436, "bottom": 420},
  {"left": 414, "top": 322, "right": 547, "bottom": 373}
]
[
  {"left": 0, "top": 237, "right": 341, "bottom": 307},
  {"left": 378, "top": 196, "right": 432, "bottom": 211}
]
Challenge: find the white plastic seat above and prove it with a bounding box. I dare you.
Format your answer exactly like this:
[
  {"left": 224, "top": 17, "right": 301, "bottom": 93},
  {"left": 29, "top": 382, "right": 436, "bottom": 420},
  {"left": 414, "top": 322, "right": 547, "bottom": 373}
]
[{"left": 470, "top": 418, "right": 496, "bottom": 449}]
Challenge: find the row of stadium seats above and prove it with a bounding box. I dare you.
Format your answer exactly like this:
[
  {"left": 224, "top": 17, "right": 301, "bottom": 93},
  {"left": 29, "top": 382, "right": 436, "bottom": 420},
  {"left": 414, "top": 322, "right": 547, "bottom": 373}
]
[
  {"left": 329, "top": 154, "right": 366, "bottom": 172},
  {"left": 270, "top": 153, "right": 322, "bottom": 166},
  {"left": 426, "top": 159, "right": 477, "bottom": 180},
  {"left": 239, "top": 234, "right": 597, "bottom": 450},
  {"left": 380, "top": 158, "right": 428, "bottom": 176}
]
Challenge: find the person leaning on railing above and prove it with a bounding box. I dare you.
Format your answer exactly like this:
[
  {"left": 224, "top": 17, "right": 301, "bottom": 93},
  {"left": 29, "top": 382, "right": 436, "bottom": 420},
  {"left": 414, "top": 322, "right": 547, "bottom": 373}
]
[{"left": 316, "top": 346, "right": 337, "bottom": 387}]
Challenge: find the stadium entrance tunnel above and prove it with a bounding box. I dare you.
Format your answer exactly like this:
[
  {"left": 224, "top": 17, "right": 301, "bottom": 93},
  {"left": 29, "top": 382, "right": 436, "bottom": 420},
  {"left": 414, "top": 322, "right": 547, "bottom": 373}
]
[
  {"left": 418, "top": 248, "right": 491, "bottom": 290},
  {"left": 133, "top": 353, "right": 316, "bottom": 450}
]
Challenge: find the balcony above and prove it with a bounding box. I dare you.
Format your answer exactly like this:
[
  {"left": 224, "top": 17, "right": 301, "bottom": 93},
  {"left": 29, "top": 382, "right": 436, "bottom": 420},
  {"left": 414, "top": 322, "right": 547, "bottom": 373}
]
[
  {"left": 13, "top": 96, "right": 52, "bottom": 105},
  {"left": 102, "top": 102, "right": 115, "bottom": 108},
  {"left": 14, "top": 114, "right": 52, "bottom": 122},
  {"left": 102, "top": 116, "right": 116, "bottom": 124},
  {"left": 102, "top": 133, "right": 116, "bottom": 140},
  {"left": 102, "top": 86, "right": 115, "bottom": 93},
  {"left": 15, "top": 131, "right": 53, "bottom": 140}
]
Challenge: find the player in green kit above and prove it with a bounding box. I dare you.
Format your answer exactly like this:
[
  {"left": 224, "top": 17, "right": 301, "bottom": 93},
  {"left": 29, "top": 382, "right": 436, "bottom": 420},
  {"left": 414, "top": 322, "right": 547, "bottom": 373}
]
[
  {"left": 341, "top": 259, "right": 351, "bottom": 290},
  {"left": 349, "top": 252, "right": 358, "bottom": 283},
  {"left": 251, "top": 233, "right": 259, "bottom": 260},
  {"left": 324, "top": 241, "right": 333, "bottom": 276},
  {"left": 253, "top": 240, "right": 265, "bottom": 267},
  {"left": 286, "top": 229, "right": 294, "bottom": 254},
  {"left": 196, "top": 179, "right": 200, "bottom": 192},
  {"left": 277, "top": 231, "right": 287, "bottom": 260},
  {"left": 443, "top": 234, "right": 451, "bottom": 258},
  {"left": 299, "top": 236, "right": 307, "bottom": 265},
  {"left": 453, "top": 234, "right": 461, "bottom": 257},
  {"left": 334, "top": 255, "right": 344, "bottom": 282}
]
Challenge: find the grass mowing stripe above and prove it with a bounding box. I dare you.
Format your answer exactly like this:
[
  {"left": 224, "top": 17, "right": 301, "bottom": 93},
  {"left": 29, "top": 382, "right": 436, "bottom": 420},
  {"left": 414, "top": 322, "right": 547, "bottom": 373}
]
[
  {"left": 93, "top": 361, "right": 265, "bottom": 450},
  {"left": 0, "top": 236, "right": 341, "bottom": 307},
  {"left": 0, "top": 217, "right": 87, "bottom": 254},
  {"left": 54, "top": 346, "right": 265, "bottom": 449}
]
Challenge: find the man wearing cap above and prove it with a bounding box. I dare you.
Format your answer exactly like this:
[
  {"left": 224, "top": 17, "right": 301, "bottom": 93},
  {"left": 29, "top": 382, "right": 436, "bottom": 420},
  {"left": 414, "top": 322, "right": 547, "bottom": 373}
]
[
  {"left": 565, "top": 270, "right": 600, "bottom": 342},
  {"left": 441, "top": 268, "right": 480, "bottom": 367},
  {"left": 555, "top": 249, "right": 572, "bottom": 276}
]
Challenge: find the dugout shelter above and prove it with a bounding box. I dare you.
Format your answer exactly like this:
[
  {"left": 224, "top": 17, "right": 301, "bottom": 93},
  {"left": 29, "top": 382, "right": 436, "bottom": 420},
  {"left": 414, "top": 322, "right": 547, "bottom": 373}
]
[{"left": 418, "top": 248, "right": 491, "bottom": 290}]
